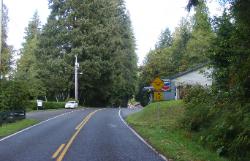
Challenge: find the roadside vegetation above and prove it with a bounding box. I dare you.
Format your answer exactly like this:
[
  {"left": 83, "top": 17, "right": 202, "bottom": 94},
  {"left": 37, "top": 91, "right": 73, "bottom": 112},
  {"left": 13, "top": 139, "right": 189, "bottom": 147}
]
[
  {"left": 26, "top": 101, "right": 66, "bottom": 111},
  {"left": 0, "top": 0, "right": 137, "bottom": 111},
  {"left": 182, "top": 86, "right": 249, "bottom": 161},
  {"left": 135, "top": 1, "right": 249, "bottom": 161},
  {"left": 127, "top": 100, "right": 227, "bottom": 161},
  {"left": 0, "top": 119, "right": 38, "bottom": 138},
  {"left": 136, "top": 0, "right": 214, "bottom": 106}
]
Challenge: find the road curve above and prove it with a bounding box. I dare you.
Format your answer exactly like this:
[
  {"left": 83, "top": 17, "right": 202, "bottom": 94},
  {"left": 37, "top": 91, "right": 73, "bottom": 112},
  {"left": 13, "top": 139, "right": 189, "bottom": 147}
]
[{"left": 0, "top": 108, "right": 165, "bottom": 161}]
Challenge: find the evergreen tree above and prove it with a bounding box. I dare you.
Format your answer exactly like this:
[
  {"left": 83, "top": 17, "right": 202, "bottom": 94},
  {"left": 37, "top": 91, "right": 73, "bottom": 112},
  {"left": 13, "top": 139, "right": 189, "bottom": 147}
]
[
  {"left": 185, "top": 0, "right": 214, "bottom": 65},
  {"left": 0, "top": 4, "right": 13, "bottom": 78},
  {"left": 171, "top": 18, "right": 192, "bottom": 72},
  {"left": 37, "top": 0, "right": 137, "bottom": 106},
  {"left": 16, "top": 11, "right": 45, "bottom": 99},
  {"left": 155, "top": 27, "right": 173, "bottom": 49}
]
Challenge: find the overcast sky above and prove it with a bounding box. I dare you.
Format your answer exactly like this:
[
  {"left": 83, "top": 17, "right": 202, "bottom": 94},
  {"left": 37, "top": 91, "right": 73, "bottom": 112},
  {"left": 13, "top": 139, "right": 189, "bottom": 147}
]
[{"left": 5, "top": 0, "right": 222, "bottom": 64}]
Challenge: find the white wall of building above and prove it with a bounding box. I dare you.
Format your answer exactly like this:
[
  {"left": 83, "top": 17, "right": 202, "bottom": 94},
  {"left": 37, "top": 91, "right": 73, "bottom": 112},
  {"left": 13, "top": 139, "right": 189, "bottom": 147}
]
[
  {"left": 172, "top": 67, "right": 213, "bottom": 86},
  {"left": 172, "top": 67, "right": 213, "bottom": 100}
]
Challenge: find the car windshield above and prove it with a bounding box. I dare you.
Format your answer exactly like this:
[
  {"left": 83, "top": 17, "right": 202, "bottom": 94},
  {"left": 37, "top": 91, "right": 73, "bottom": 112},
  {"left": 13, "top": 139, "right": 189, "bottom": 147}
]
[{"left": 68, "top": 101, "right": 75, "bottom": 103}]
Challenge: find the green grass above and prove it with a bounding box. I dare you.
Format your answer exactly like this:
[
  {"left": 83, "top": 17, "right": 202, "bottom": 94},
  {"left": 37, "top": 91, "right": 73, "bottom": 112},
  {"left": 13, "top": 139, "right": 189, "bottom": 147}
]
[
  {"left": 126, "top": 100, "right": 228, "bottom": 161},
  {"left": 0, "top": 119, "right": 39, "bottom": 138}
]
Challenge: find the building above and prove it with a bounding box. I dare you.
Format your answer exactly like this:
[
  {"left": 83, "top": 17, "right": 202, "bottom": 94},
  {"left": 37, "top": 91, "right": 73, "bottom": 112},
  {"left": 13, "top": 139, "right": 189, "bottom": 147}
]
[
  {"left": 144, "top": 64, "right": 213, "bottom": 102},
  {"left": 170, "top": 64, "right": 213, "bottom": 100}
]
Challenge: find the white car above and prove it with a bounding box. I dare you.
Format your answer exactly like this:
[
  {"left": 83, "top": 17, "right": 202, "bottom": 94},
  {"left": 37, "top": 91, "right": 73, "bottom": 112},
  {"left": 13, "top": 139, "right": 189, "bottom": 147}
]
[{"left": 65, "top": 101, "right": 78, "bottom": 109}]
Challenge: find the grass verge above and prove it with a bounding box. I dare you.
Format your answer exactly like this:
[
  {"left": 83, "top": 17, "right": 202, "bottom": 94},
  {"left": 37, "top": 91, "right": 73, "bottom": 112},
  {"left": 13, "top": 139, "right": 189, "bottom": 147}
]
[
  {"left": 0, "top": 119, "right": 39, "bottom": 138},
  {"left": 126, "top": 100, "right": 228, "bottom": 161}
]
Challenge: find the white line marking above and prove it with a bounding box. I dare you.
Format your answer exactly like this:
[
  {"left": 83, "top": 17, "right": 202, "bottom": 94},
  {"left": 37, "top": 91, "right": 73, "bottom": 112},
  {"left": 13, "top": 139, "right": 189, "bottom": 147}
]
[
  {"left": 0, "top": 109, "right": 84, "bottom": 142},
  {"left": 118, "top": 109, "right": 168, "bottom": 161}
]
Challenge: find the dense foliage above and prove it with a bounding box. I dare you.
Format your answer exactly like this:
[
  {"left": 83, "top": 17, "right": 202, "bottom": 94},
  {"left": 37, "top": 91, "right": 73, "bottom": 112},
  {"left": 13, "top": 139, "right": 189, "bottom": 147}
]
[
  {"left": 0, "top": 80, "right": 28, "bottom": 111},
  {"left": 33, "top": 0, "right": 137, "bottom": 107},
  {"left": 26, "top": 101, "right": 65, "bottom": 111},
  {"left": 16, "top": 12, "right": 46, "bottom": 99},
  {"left": 182, "top": 86, "right": 249, "bottom": 161},
  {"left": 136, "top": 0, "right": 213, "bottom": 104},
  {"left": 182, "top": 0, "right": 250, "bottom": 160},
  {"left": 1, "top": 0, "right": 137, "bottom": 110},
  {"left": 136, "top": 0, "right": 250, "bottom": 160},
  {"left": 0, "top": 4, "right": 27, "bottom": 112}
]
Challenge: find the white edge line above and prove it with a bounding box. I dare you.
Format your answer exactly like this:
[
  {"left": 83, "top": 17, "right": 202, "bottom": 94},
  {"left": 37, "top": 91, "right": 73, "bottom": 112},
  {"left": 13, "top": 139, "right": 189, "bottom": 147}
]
[
  {"left": 118, "top": 109, "right": 168, "bottom": 161},
  {"left": 0, "top": 109, "right": 84, "bottom": 142}
]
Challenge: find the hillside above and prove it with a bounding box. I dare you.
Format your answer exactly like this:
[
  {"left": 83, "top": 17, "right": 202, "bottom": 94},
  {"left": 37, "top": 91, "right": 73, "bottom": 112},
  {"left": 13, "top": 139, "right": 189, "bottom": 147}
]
[{"left": 126, "top": 100, "right": 227, "bottom": 161}]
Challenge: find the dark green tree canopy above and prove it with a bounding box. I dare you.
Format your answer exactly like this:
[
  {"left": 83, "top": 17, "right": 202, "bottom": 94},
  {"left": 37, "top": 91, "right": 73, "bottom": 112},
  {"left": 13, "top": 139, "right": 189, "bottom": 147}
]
[{"left": 37, "top": 0, "right": 137, "bottom": 106}]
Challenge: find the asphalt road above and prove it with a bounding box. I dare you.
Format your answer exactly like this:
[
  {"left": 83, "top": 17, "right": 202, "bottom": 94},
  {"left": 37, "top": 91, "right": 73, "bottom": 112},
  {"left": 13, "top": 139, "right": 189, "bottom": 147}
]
[
  {"left": 26, "top": 108, "right": 80, "bottom": 121},
  {"left": 0, "top": 108, "right": 165, "bottom": 161}
]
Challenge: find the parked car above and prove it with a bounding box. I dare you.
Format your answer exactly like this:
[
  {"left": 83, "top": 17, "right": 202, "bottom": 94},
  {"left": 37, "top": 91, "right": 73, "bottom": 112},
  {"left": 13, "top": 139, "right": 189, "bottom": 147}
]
[{"left": 65, "top": 101, "right": 78, "bottom": 109}]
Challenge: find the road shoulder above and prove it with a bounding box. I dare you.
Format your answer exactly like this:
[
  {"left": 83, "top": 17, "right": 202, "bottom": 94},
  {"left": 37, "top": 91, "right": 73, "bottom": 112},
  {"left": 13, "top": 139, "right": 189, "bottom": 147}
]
[{"left": 119, "top": 108, "right": 168, "bottom": 161}]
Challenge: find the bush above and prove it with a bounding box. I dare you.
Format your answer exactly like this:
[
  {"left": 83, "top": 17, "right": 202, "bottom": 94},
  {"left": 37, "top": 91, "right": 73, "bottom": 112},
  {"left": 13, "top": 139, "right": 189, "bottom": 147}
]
[
  {"left": 206, "top": 103, "right": 250, "bottom": 160},
  {"left": 26, "top": 101, "right": 65, "bottom": 110},
  {"left": 44, "top": 101, "right": 65, "bottom": 109},
  {"left": 0, "top": 80, "right": 29, "bottom": 111},
  {"left": 181, "top": 85, "right": 250, "bottom": 161},
  {"left": 26, "top": 101, "right": 37, "bottom": 111},
  {"left": 182, "top": 85, "right": 213, "bottom": 131}
]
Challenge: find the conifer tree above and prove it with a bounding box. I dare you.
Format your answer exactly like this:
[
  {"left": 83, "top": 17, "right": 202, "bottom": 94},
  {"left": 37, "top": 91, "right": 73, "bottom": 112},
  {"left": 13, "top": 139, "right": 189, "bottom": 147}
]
[
  {"left": 0, "top": 4, "right": 13, "bottom": 78},
  {"left": 16, "top": 11, "right": 45, "bottom": 99},
  {"left": 37, "top": 0, "right": 137, "bottom": 106}
]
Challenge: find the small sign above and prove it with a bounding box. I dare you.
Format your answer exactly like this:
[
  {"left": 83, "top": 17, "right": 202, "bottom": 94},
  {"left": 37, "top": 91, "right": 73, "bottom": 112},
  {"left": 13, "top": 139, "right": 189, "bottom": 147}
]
[
  {"left": 154, "top": 92, "right": 164, "bottom": 101},
  {"left": 151, "top": 77, "right": 164, "bottom": 91},
  {"left": 162, "top": 81, "right": 171, "bottom": 91},
  {"left": 37, "top": 100, "right": 43, "bottom": 107}
]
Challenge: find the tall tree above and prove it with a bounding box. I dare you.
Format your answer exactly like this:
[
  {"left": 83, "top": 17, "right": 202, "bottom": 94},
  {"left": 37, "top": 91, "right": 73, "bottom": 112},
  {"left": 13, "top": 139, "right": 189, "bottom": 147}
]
[
  {"left": 16, "top": 11, "right": 45, "bottom": 99},
  {"left": 136, "top": 19, "right": 192, "bottom": 105},
  {"left": 187, "top": 0, "right": 250, "bottom": 100},
  {"left": 185, "top": 0, "right": 214, "bottom": 65},
  {"left": 171, "top": 18, "right": 192, "bottom": 72},
  {"left": 109, "top": 1, "right": 138, "bottom": 106},
  {"left": 186, "top": 1, "right": 250, "bottom": 160},
  {"left": 37, "top": 0, "right": 137, "bottom": 106},
  {"left": 0, "top": 4, "right": 13, "bottom": 78},
  {"left": 155, "top": 27, "right": 173, "bottom": 49}
]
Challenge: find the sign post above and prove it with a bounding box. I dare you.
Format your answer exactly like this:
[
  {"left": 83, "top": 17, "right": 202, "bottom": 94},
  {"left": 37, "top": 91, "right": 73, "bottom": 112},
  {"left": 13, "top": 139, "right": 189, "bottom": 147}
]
[{"left": 151, "top": 77, "right": 164, "bottom": 121}]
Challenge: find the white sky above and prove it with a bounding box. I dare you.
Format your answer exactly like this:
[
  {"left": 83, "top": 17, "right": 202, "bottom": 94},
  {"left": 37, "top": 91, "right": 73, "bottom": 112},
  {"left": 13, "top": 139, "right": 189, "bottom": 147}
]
[{"left": 5, "top": 0, "right": 222, "bottom": 65}]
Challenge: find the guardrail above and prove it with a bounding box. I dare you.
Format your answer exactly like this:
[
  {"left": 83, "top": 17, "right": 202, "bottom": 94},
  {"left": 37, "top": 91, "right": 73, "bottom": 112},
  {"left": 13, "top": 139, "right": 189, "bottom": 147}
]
[{"left": 0, "top": 110, "right": 26, "bottom": 126}]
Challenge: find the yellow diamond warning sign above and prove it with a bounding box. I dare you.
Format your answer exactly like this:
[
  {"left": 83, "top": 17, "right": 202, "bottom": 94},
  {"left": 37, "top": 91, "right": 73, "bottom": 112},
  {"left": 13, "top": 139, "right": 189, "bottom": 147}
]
[{"left": 151, "top": 77, "right": 164, "bottom": 91}]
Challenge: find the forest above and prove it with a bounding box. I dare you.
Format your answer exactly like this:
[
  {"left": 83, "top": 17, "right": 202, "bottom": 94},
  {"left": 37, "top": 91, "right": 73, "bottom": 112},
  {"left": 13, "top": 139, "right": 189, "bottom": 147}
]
[{"left": 0, "top": 0, "right": 137, "bottom": 108}]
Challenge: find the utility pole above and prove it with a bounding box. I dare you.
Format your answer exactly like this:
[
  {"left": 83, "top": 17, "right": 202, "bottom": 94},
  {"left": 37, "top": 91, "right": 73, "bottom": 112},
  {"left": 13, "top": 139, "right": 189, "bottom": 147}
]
[
  {"left": 75, "top": 55, "right": 79, "bottom": 101},
  {"left": 0, "top": 0, "right": 2, "bottom": 79}
]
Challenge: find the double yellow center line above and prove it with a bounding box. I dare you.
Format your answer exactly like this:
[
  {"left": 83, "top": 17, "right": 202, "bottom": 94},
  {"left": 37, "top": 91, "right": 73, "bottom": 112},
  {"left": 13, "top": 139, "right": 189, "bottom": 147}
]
[{"left": 52, "top": 109, "right": 101, "bottom": 161}]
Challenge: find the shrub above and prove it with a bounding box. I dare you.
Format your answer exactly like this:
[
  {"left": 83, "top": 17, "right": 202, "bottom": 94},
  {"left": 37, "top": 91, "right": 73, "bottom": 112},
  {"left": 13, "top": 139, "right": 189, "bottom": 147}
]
[
  {"left": 181, "top": 85, "right": 250, "bottom": 161},
  {"left": 26, "top": 101, "right": 65, "bottom": 110},
  {"left": 206, "top": 103, "right": 250, "bottom": 161},
  {"left": 44, "top": 101, "right": 65, "bottom": 109},
  {"left": 26, "top": 101, "right": 37, "bottom": 111},
  {"left": 0, "top": 80, "right": 29, "bottom": 111},
  {"left": 182, "top": 85, "right": 213, "bottom": 131}
]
